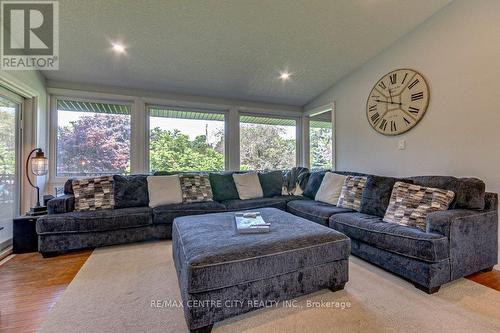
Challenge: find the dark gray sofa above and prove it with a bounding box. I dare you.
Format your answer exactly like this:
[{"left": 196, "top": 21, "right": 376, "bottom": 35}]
[
  {"left": 287, "top": 171, "right": 498, "bottom": 293},
  {"left": 37, "top": 169, "right": 498, "bottom": 294}
]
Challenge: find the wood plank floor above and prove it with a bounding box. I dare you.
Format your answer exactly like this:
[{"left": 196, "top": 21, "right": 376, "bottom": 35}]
[{"left": 0, "top": 250, "right": 498, "bottom": 333}]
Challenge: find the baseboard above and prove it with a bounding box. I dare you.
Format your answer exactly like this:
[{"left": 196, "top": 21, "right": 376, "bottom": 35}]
[{"left": 0, "top": 246, "right": 13, "bottom": 264}]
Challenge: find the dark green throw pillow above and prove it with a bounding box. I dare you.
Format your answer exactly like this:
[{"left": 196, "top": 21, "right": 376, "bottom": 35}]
[
  {"left": 258, "top": 171, "right": 283, "bottom": 197},
  {"left": 209, "top": 173, "right": 240, "bottom": 201}
]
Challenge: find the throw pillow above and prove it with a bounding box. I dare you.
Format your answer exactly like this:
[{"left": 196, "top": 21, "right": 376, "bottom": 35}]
[
  {"left": 383, "top": 182, "right": 455, "bottom": 231},
  {"left": 233, "top": 172, "right": 263, "bottom": 200},
  {"left": 179, "top": 174, "right": 213, "bottom": 203},
  {"left": 337, "top": 176, "right": 368, "bottom": 211},
  {"left": 258, "top": 171, "right": 283, "bottom": 197},
  {"left": 359, "top": 175, "right": 413, "bottom": 217},
  {"left": 147, "top": 175, "right": 183, "bottom": 208},
  {"left": 113, "top": 175, "right": 149, "bottom": 208},
  {"left": 209, "top": 172, "right": 240, "bottom": 201},
  {"left": 315, "top": 172, "right": 346, "bottom": 205},
  {"left": 72, "top": 176, "right": 114, "bottom": 212}
]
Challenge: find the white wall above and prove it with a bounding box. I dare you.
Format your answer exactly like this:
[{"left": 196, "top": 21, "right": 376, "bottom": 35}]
[{"left": 306, "top": 0, "right": 500, "bottom": 265}]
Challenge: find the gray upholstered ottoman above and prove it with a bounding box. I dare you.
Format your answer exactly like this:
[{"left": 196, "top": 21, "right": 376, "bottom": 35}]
[{"left": 172, "top": 207, "right": 350, "bottom": 333}]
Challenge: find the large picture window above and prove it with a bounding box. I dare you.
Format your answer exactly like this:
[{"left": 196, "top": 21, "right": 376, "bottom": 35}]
[
  {"left": 239, "top": 115, "right": 297, "bottom": 170},
  {"left": 56, "top": 99, "right": 132, "bottom": 177},
  {"left": 309, "top": 111, "right": 333, "bottom": 170},
  {"left": 148, "top": 106, "right": 225, "bottom": 172}
]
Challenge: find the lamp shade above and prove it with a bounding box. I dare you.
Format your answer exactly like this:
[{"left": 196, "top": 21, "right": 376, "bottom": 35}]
[{"left": 31, "top": 150, "right": 48, "bottom": 176}]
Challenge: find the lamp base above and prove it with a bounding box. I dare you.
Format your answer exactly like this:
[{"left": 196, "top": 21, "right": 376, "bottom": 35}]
[{"left": 27, "top": 206, "right": 47, "bottom": 216}]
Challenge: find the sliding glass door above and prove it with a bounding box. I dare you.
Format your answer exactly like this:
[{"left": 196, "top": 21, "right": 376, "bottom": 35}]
[{"left": 0, "top": 89, "right": 22, "bottom": 252}]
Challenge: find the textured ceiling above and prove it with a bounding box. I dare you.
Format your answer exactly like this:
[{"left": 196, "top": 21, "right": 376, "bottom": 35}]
[{"left": 43, "top": 0, "right": 452, "bottom": 106}]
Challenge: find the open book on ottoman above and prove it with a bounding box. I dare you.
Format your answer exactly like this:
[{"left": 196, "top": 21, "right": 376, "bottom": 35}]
[{"left": 234, "top": 212, "right": 270, "bottom": 233}]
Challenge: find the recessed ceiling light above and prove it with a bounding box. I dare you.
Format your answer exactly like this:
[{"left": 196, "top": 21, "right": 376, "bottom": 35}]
[
  {"left": 279, "top": 70, "right": 292, "bottom": 81},
  {"left": 111, "top": 42, "right": 126, "bottom": 54}
]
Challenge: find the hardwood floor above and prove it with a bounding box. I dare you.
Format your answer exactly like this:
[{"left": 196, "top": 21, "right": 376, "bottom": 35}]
[
  {"left": 0, "top": 251, "right": 498, "bottom": 333},
  {"left": 0, "top": 250, "right": 92, "bottom": 333}
]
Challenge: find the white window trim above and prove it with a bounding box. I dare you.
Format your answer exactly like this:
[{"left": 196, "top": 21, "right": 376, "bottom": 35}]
[
  {"left": 303, "top": 102, "right": 335, "bottom": 170},
  {"left": 49, "top": 95, "right": 135, "bottom": 186}
]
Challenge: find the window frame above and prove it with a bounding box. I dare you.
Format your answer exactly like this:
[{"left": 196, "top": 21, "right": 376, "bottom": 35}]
[
  {"left": 146, "top": 104, "right": 229, "bottom": 173},
  {"left": 49, "top": 95, "right": 134, "bottom": 184},
  {"left": 303, "top": 103, "right": 335, "bottom": 170},
  {"left": 238, "top": 112, "right": 300, "bottom": 171}
]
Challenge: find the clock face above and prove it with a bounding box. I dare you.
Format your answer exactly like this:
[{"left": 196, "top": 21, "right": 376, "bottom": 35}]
[{"left": 366, "top": 69, "right": 429, "bottom": 135}]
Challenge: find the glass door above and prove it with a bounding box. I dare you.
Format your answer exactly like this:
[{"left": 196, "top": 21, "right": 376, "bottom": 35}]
[{"left": 0, "top": 88, "right": 22, "bottom": 252}]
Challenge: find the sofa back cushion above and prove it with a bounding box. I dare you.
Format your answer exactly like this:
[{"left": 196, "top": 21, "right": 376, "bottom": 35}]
[
  {"left": 113, "top": 175, "right": 149, "bottom": 208},
  {"left": 72, "top": 176, "right": 115, "bottom": 212},
  {"left": 337, "top": 176, "right": 367, "bottom": 211},
  {"left": 360, "top": 175, "right": 413, "bottom": 217},
  {"left": 179, "top": 174, "right": 213, "bottom": 203},
  {"left": 303, "top": 171, "right": 327, "bottom": 199},
  {"left": 406, "top": 176, "right": 485, "bottom": 210},
  {"left": 258, "top": 171, "right": 283, "bottom": 197},
  {"left": 209, "top": 172, "right": 240, "bottom": 201},
  {"left": 233, "top": 172, "right": 263, "bottom": 200},
  {"left": 383, "top": 181, "right": 455, "bottom": 231}
]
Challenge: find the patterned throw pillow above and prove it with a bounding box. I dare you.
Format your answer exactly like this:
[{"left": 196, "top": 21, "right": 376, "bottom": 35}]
[
  {"left": 72, "top": 176, "right": 114, "bottom": 212},
  {"left": 383, "top": 182, "right": 455, "bottom": 231},
  {"left": 179, "top": 174, "right": 213, "bottom": 203},
  {"left": 337, "top": 176, "right": 367, "bottom": 211}
]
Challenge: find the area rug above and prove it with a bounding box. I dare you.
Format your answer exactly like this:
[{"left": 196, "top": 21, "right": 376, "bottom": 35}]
[{"left": 39, "top": 241, "right": 500, "bottom": 333}]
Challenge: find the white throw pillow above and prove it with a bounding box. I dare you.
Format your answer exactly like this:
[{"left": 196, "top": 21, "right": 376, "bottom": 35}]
[
  {"left": 147, "top": 175, "right": 183, "bottom": 208},
  {"left": 315, "top": 172, "right": 346, "bottom": 205},
  {"left": 233, "top": 173, "right": 264, "bottom": 200}
]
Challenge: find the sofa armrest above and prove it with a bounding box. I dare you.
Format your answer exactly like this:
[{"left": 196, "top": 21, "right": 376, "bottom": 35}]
[
  {"left": 426, "top": 208, "right": 498, "bottom": 279},
  {"left": 47, "top": 194, "right": 75, "bottom": 214}
]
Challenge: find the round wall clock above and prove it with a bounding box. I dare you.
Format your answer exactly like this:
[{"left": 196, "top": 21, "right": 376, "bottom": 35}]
[{"left": 366, "top": 68, "right": 429, "bottom": 135}]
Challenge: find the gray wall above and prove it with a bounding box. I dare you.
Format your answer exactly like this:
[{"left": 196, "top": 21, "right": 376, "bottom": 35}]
[{"left": 306, "top": 0, "right": 500, "bottom": 265}]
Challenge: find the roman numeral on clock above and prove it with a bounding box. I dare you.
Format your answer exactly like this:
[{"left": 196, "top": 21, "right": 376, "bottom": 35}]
[
  {"left": 411, "top": 92, "right": 424, "bottom": 101},
  {"left": 390, "top": 73, "right": 397, "bottom": 85},
  {"left": 390, "top": 121, "right": 397, "bottom": 132},
  {"left": 371, "top": 112, "right": 380, "bottom": 123},
  {"left": 403, "top": 117, "right": 411, "bottom": 125},
  {"left": 378, "top": 81, "right": 386, "bottom": 89},
  {"left": 409, "top": 106, "right": 419, "bottom": 114},
  {"left": 408, "top": 78, "right": 419, "bottom": 90},
  {"left": 401, "top": 73, "right": 408, "bottom": 84},
  {"left": 379, "top": 118, "right": 387, "bottom": 131},
  {"left": 368, "top": 105, "right": 377, "bottom": 112}
]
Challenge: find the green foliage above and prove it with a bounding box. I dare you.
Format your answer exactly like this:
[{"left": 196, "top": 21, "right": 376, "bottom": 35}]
[
  {"left": 310, "top": 127, "right": 333, "bottom": 169},
  {"left": 150, "top": 128, "right": 224, "bottom": 172},
  {"left": 0, "top": 109, "right": 16, "bottom": 175}
]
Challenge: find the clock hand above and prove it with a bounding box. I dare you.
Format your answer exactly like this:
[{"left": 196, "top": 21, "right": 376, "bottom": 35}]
[
  {"left": 388, "top": 89, "right": 394, "bottom": 103},
  {"left": 375, "top": 100, "right": 403, "bottom": 106}
]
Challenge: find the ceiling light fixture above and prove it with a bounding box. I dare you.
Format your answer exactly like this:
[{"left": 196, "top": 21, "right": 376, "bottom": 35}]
[
  {"left": 111, "top": 42, "right": 126, "bottom": 54},
  {"left": 279, "top": 70, "right": 292, "bottom": 81}
]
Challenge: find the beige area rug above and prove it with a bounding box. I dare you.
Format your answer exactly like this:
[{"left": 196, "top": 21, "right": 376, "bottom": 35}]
[{"left": 39, "top": 241, "right": 500, "bottom": 333}]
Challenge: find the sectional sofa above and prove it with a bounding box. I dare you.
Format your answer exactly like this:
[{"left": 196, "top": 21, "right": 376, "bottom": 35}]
[{"left": 37, "top": 169, "right": 498, "bottom": 293}]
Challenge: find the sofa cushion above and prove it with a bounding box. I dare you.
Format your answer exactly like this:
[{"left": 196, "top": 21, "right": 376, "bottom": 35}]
[
  {"left": 209, "top": 172, "right": 240, "bottom": 201},
  {"left": 330, "top": 212, "right": 449, "bottom": 262},
  {"left": 315, "top": 172, "right": 346, "bottom": 205},
  {"left": 302, "top": 171, "right": 327, "bottom": 199},
  {"left": 360, "top": 175, "right": 412, "bottom": 217},
  {"left": 337, "top": 176, "right": 367, "bottom": 211},
  {"left": 383, "top": 182, "right": 455, "bottom": 231},
  {"left": 222, "top": 196, "right": 291, "bottom": 211},
  {"left": 64, "top": 178, "right": 75, "bottom": 195},
  {"left": 179, "top": 174, "right": 213, "bottom": 203},
  {"left": 72, "top": 176, "right": 115, "bottom": 211},
  {"left": 147, "top": 175, "right": 183, "bottom": 207},
  {"left": 152, "top": 201, "right": 227, "bottom": 225},
  {"left": 113, "top": 175, "right": 149, "bottom": 208},
  {"left": 36, "top": 207, "right": 152, "bottom": 234},
  {"left": 233, "top": 172, "right": 263, "bottom": 199},
  {"left": 406, "top": 176, "right": 485, "bottom": 210},
  {"left": 258, "top": 170, "right": 283, "bottom": 197},
  {"left": 287, "top": 199, "right": 353, "bottom": 226}
]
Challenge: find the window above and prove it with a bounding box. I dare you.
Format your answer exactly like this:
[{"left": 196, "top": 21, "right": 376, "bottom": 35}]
[
  {"left": 56, "top": 99, "right": 131, "bottom": 177},
  {"left": 240, "top": 115, "right": 297, "bottom": 170},
  {"left": 0, "top": 88, "right": 22, "bottom": 251},
  {"left": 309, "top": 111, "right": 333, "bottom": 170},
  {"left": 148, "top": 106, "right": 225, "bottom": 172}
]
